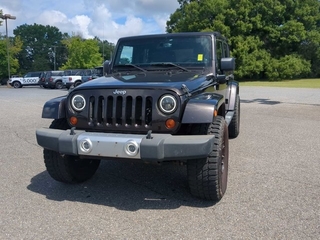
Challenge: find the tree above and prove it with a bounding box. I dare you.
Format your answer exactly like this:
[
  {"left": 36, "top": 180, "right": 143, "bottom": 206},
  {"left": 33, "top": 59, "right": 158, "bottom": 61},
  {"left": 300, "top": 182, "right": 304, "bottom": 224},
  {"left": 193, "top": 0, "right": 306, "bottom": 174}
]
[
  {"left": 13, "top": 24, "right": 67, "bottom": 73},
  {"left": 0, "top": 35, "right": 23, "bottom": 79},
  {"left": 167, "top": 0, "right": 320, "bottom": 80},
  {"left": 94, "top": 37, "right": 115, "bottom": 62},
  {"left": 60, "top": 36, "right": 103, "bottom": 70},
  {"left": 0, "top": 9, "right": 22, "bottom": 80}
]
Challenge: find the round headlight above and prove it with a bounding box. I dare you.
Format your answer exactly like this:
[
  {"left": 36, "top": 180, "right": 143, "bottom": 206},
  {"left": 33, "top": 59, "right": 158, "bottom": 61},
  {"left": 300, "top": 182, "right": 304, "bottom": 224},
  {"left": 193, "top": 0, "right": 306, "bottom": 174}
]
[
  {"left": 159, "top": 94, "right": 177, "bottom": 114},
  {"left": 71, "top": 95, "right": 86, "bottom": 111}
]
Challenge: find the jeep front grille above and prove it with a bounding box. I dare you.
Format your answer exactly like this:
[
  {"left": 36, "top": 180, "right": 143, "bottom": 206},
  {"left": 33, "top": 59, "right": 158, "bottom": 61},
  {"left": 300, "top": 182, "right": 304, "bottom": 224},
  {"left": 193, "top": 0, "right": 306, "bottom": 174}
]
[{"left": 88, "top": 95, "right": 153, "bottom": 128}]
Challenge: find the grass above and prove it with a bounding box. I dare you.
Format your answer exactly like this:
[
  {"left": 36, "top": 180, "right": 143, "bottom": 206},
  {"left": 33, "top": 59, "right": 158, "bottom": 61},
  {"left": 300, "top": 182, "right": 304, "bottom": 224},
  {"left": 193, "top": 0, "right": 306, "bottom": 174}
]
[{"left": 239, "top": 78, "right": 320, "bottom": 88}]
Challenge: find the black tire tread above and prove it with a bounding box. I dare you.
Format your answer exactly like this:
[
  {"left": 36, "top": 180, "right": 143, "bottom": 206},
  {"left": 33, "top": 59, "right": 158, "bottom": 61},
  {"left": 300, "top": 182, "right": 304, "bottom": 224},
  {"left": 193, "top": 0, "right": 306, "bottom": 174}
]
[
  {"left": 55, "top": 81, "right": 63, "bottom": 89},
  {"left": 13, "top": 81, "right": 21, "bottom": 88},
  {"left": 44, "top": 119, "right": 100, "bottom": 183},
  {"left": 187, "top": 116, "right": 229, "bottom": 201},
  {"left": 74, "top": 81, "right": 82, "bottom": 87}
]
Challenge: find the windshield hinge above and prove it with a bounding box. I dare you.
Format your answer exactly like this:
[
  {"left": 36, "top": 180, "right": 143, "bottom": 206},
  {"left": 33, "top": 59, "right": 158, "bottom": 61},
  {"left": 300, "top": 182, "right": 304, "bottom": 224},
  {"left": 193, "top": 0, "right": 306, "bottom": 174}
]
[
  {"left": 181, "top": 84, "right": 191, "bottom": 97},
  {"left": 206, "top": 73, "right": 216, "bottom": 81}
]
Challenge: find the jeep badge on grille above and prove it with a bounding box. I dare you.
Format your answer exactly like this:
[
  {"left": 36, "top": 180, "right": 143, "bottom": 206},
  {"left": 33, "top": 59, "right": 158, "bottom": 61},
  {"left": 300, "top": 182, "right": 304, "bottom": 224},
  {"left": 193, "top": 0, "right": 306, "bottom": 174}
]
[{"left": 113, "top": 89, "right": 127, "bottom": 95}]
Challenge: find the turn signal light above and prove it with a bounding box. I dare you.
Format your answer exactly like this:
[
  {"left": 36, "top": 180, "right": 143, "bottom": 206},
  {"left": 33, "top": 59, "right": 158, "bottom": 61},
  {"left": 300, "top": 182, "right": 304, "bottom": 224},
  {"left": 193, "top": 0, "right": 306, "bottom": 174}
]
[
  {"left": 165, "top": 119, "right": 176, "bottom": 129},
  {"left": 70, "top": 116, "right": 78, "bottom": 125}
]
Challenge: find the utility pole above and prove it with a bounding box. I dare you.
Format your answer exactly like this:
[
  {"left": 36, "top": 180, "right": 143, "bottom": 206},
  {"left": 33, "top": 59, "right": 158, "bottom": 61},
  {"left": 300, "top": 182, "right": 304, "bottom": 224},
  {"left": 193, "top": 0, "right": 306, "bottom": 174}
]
[
  {"left": 53, "top": 46, "right": 56, "bottom": 70},
  {"left": 0, "top": 13, "right": 16, "bottom": 87}
]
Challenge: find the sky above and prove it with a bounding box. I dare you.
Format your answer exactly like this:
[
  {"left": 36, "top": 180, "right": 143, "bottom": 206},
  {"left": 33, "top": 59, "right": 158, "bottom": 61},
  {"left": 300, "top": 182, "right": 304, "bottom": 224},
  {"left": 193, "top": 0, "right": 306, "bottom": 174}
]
[{"left": 0, "top": 0, "right": 180, "bottom": 44}]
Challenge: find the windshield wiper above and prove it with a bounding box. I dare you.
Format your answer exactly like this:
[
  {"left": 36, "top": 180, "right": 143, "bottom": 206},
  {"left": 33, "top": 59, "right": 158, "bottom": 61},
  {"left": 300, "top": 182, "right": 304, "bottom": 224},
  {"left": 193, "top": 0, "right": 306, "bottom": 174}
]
[
  {"left": 114, "top": 64, "right": 147, "bottom": 72},
  {"left": 150, "top": 62, "right": 190, "bottom": 72}
]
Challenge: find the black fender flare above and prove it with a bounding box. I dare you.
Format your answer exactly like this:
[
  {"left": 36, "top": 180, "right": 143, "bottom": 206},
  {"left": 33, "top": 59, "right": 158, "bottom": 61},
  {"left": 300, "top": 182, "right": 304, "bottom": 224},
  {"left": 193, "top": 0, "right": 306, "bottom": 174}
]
[
  {"left": 42, "top": 96, "right": 67, "bottom": 119},
  {"left": 181, "top": 93, "right": 225, "bottom": 124},
  {"left": 226, "top": 80, "right": 239, "bottom": 111}
]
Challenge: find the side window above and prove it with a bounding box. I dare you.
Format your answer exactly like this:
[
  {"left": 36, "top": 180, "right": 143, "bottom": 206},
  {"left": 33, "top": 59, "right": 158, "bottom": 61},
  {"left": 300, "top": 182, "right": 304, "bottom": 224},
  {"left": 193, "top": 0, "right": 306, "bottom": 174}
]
[
  {"left": 24, "top": 73, "right": 31, "bottom": 78},
  {"left": 118, "top": 46, "right": 133, "bottom": 64},
  {"left": 223, "top": 42, "right": 229, "bottom": 57},
  {"left": 31, "top": 72, "right": 39, "bottom": 77},
  {"left": 216, "top": 40, "right": 223, "bottom": 72}
]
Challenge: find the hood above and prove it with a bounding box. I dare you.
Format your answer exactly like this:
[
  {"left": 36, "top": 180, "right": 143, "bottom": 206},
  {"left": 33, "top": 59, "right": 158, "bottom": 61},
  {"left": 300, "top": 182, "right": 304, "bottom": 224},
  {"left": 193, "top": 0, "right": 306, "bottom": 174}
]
[{"left": 75, "top": 71, "right": 212, "bottom": 95}]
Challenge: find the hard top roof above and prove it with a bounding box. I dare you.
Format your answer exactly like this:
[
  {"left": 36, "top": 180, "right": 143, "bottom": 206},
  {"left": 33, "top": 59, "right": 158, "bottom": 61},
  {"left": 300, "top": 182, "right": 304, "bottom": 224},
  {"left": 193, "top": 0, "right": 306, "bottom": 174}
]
[{"left": 118, "top": 32, "right": 227, "bottom": 42}]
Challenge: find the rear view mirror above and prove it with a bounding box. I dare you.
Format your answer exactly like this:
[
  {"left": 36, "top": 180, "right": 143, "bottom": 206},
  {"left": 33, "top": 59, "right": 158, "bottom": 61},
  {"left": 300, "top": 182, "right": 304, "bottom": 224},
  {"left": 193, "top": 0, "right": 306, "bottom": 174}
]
[{"left": 221, "top": 57, "right": 235, "bottom": 71}]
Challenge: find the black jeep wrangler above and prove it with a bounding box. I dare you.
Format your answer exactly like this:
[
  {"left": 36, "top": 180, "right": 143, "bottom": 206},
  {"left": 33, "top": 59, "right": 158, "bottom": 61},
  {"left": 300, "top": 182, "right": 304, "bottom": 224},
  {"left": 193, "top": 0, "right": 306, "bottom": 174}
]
[{"left": 36, "top": 32, "right": 240, "bottom": 201}]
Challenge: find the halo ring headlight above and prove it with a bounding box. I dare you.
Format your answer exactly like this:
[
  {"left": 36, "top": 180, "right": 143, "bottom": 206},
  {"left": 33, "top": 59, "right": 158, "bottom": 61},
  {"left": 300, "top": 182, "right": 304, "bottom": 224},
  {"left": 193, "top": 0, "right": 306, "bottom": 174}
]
[
  {"left": 159, "top": 94, "right": 177, "bottom": 114},
  {"left": 71, "top": 95, "right": 86, "bottom": 111}
]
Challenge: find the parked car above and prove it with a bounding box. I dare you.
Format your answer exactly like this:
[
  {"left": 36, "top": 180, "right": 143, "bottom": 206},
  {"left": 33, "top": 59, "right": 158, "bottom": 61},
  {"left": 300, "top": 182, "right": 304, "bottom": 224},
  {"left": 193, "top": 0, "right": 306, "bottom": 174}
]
[
  {"left": 38, "top": 71, "right": 47, "bottom": 88},
  {"left": 9, "top": 71, "right": 43, "bottom": 88},
  {"left": 81, "top": 67, "right": 104, "bottom": 84},
  {"left": 42, "top": 71, "right": 65, "bottom": 89},
  {"left": 62, "top": 69, "right": 85, "bottom": 90},
  {"left": 94, "top": 66, "right": 103, "bottom": 77}
]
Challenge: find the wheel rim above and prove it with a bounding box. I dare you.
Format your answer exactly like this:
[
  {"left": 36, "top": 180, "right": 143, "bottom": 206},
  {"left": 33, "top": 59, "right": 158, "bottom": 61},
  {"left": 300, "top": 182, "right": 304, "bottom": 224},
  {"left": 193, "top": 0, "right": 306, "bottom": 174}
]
[
  {"left": 56, "top": 82, "right": 62, "bottom": 89},
  {"left": 13, "top": 82, "right": 20, "bottom": 88}
]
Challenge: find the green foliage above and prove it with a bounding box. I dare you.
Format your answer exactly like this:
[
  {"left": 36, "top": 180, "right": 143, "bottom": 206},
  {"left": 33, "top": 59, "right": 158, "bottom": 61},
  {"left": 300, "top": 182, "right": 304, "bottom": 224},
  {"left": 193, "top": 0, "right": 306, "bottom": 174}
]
[
  {"left": 60, "top": 36, "right": 103, "bottom": 70},
  {"left": 0, "top": 36, "right": 23, "bottom": 79},
  {"left": 240, "top": 79, "right": 320, "bottom": 88},
  {"left": 13, "top": 24, "right": 66, "bottom": 73},
  {"left": 0, "top": 39, "right": 8, "bottom": 78},
  {"left": 94, "top": 37, "right": 115, "bottom": 61},
  {"left": 230, "top": 35, "right": 270, "bottom": 79},
  {"left": 264, "top": 55, "right": 311, "bottom": 80},
  {"left": 167, "top": 0, "right": 320, "bottom": 80}
]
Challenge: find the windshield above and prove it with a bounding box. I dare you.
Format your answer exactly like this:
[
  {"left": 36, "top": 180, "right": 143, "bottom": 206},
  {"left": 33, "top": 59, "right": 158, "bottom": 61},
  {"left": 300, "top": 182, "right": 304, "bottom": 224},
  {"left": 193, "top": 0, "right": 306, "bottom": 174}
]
[{"left": 114, "top": 35, "right": 213, "bottom": 70}]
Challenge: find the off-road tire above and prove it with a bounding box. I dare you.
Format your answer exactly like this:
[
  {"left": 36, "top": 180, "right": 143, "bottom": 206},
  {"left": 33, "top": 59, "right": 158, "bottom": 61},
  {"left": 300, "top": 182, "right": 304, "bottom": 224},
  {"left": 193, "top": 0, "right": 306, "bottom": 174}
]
[
  {"left": 228, "top": 95, "right": 240, "bottom": 138},
  {"left": 13, "top": 81, "right": 21, "bottom": 88},
  {"left": 74, "top": 81, "right": 82, "bottom": 87},
  {"left": 187, "top": 116, "right": 229, "bottom": 201},
  {"left": 55, "top": 81, "right": 63, "bottom": 89},
  {"left": 44, "top": 119, "right": 100, "bottom": 183}
]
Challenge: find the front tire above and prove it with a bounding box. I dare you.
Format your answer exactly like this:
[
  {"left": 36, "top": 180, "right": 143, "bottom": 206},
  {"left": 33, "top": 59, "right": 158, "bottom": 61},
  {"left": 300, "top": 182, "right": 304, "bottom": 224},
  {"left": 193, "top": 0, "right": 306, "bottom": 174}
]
[
  {"left": 44, "top": 119, "right": 100, "bottom": 183},
  {"left": 187, "top": 116, "right": 229, "bottom": 201},
  {"left": 55, "top": 81, "right": 63, "bottom": 89},
  {"left": 74, "top": 81, "right": 82, "bottom": 87},
  {"left": 13, "top": 81, "right": 21, "bottom": 88},
  {"left": 44, "top": 150, "right": 100, "bottom": 183}
]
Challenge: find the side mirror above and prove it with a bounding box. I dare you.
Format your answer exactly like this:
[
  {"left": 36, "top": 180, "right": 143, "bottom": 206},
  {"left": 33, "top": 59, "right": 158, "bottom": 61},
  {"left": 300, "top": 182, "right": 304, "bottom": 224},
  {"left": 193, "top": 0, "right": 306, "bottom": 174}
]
[
  {"left": 221, "top": 57, "right": 235, "bottom": 71},
  {"left": 217, "top": 75, "right": 227, "bottom": 84},
  {"left": 103, "top": 60, "right": 111, "bottom": 75}
]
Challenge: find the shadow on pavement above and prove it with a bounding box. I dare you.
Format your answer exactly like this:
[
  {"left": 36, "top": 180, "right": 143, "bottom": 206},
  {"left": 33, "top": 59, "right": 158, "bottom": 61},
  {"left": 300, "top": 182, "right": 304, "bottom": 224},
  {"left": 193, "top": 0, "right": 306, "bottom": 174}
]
[
  {"left": 241, "top": 98, "right": 281, "bottom": 105},
  {"left": 27, "top": 160, "right": 217, "bottom": 211}
]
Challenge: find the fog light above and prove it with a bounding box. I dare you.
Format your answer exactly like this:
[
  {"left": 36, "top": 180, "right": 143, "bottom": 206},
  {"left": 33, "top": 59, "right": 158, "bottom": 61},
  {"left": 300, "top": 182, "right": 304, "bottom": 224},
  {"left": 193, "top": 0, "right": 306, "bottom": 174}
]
[
  {"left": 79, "top": 138, "right": 92, "bottom": 153},
  {"left": 124, "top": 140, "right": 139, "bottom": 157}
]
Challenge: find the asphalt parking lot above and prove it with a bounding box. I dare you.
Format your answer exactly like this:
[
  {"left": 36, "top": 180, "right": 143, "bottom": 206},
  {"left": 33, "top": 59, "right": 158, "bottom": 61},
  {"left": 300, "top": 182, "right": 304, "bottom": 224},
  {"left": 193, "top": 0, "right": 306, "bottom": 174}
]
[{"left": 0, "top": 86, "right": 319, "bottom": 239}]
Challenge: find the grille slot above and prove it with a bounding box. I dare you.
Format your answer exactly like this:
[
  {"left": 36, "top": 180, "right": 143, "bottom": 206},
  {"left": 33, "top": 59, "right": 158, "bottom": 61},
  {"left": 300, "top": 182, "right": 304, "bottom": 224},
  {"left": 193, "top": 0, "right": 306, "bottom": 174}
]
[{"left": 88, "top": 95, "right": 153, "bottom": 129}]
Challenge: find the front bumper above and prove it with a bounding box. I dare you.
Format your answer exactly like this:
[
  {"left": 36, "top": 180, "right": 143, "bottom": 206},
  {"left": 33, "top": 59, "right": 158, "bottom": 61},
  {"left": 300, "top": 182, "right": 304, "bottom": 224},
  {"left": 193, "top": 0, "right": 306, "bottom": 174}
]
[
  {"left": 43, "top": 81, "right": 55, "bottom": 88},
  {"left": 36, "top": 128, "right": 215, "bottom": 162},
  {"left": 65, "top": 82, "right": 73, "bottom": 88}
]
